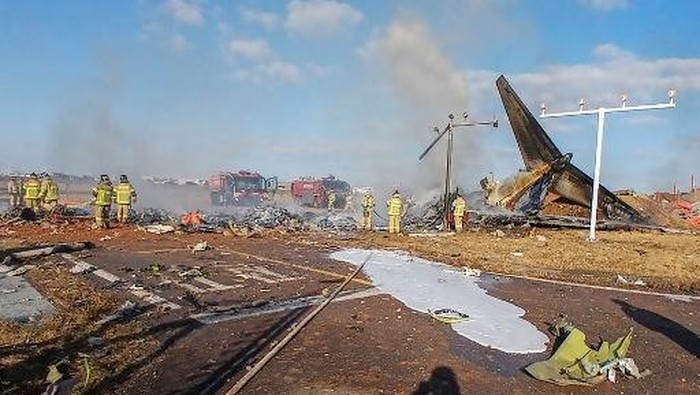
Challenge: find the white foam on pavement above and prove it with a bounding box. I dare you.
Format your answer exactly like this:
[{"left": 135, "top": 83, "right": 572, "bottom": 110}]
[{"left": 330, "top": 248, "right": 549, "bottom": 354}]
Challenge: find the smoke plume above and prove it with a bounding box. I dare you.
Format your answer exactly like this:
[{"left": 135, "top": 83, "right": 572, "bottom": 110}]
[{"left": 359, "top": 17, "right": 484, "bottom": 202}]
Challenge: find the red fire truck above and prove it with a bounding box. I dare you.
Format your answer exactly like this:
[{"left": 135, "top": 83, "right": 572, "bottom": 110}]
[
  {"left": 209, "top": 170, "right": 278, "bottom": 206},
  {"left": 290, "top": 175, "right": 351, "bottom": 208}
]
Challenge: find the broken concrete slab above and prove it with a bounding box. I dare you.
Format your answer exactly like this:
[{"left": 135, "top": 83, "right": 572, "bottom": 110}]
[
  {"left": 0, "top": 276, "right": 55, "bottom": 322},
  {"left": 4, "top": 264, "right": 37, "bottom": 277},
  {"left": 0, "top": 242, "right": 93, "bottom": 266}
]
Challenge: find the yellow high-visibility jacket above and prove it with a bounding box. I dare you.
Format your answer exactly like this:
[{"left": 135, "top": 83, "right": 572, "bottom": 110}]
[
  {"left": 452, "top": 197, "right": 467, "bottom": 216},
  {"left": 44, "top": 181, "right": 59, "bottom": 202},
  {"left": 115, "top": 182, "right": 136, "bottom": 205},
  {"left": 92, "top": 183, "right": 113, "bottom": 206},
  {"left": 387, "top": 195, "right": 402, "bottom": 216},
  {"left": 23, "top": 179, "right": 41, "bottom": 200},
  {"left": 362, "top": 195, "right": 375, "bottom": 212}
]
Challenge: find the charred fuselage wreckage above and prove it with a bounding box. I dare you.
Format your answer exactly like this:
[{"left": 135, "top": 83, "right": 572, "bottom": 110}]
[{"left": 483, "top": 76, "right": 649, "bottom": 224}]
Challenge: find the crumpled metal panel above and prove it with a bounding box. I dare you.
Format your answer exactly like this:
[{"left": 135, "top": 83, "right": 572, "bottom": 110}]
[{"left": 496, "top": 75, "right": 649, "bottom": 224}]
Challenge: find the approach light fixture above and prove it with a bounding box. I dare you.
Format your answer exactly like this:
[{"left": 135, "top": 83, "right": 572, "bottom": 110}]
[{"left": 540, "top": 89, "right": 676, "bottom": 241}]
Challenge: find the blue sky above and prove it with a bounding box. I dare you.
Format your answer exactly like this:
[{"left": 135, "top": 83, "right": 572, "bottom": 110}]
[{"left": 1, "top": 0, "right": 699, "bottom": 195}]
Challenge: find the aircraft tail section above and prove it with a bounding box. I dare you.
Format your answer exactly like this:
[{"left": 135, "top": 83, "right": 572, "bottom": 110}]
[{"left": 496, "top": 75, "right": 649, "bottom": 224}]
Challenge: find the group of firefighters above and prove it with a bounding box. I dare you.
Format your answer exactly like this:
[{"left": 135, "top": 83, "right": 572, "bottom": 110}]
[
  {"left": 5, "top": 173, "right": 137, "bottom": 228},
  {"left": 359, "top": 190, "right": 467, "bottom": 234},
  {"left": 8, "top": 173, "right": 468, "bottom": 233},
  {"left": 6, "top": 173, "right": 60, "bottom": 211},
  {"left": 91, "top": 174, "right": 138, "bottom": 228}
]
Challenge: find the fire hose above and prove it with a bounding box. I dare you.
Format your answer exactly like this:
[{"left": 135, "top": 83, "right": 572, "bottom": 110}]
[
  {"left": 372, "top": 209, "right": 387, "bottom": 221},
  {"left": 225, "top": 253, "right": 373, "bottom": 394}
]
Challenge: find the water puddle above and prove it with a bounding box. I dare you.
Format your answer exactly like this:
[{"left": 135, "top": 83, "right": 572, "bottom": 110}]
[{"left": 330, "top": 248, "right": 549, "bottom": 354}]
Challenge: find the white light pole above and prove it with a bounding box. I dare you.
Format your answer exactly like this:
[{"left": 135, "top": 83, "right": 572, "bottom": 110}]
[{"left": 540, "top": 91, "right": 676, "bottom": 241}]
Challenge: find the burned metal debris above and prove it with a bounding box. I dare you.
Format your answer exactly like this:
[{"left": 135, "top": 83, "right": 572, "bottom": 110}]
[
  {"left": 132, "top": 208, "right": 179, "bottom": 225},
  {"left": 313, "top": 214, "right": 358, "bottom": 232},
  {"left": 240, "top": 206, "right": 304, "bottom": 229},
  {"left": 134, "top": 206, "right": 307, "bottom": 234},
  {"left": 0, "top": 207, "right": 38, "bottom": 224}
]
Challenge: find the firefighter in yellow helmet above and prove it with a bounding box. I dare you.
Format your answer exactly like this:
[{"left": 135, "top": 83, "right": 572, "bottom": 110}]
[
  {"left": 114, "top": 174, "right": 137, "bottom": 223},
  {"left": 327, "top": 190, "right": 336, "bottom": 213},
  {"left": 386, "top": 190, "right": 403, "bottom": 234},
  {"left": 39, "top": 174, "right": 59, "bottom": 211},
  {"left": 361, "top": 191, "right": 375, "bottom": 231},
  {"left": 92, "top": 175, "right": 114, "bottom": 229},
  {"left": 22, "top": 173, "right": 42, "bottom": 211},
  {"left": 451, "top": 193, "right": 467, "bottom": 233},
  {"left": 7, "top": 175, "right": 22, "bottom": 208}
]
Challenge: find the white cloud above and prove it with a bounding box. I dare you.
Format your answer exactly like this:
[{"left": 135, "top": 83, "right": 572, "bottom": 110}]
[
  {"left": 228, "top": 38, "right": 274, "bottom": 61},
  {"left": 592, "top": 43, "right": 634, "bottom": 59},
  {"left": 466, "top": 44, "right": 700, "bottom": 113},
  {"left": 306, "top": 63, "right": 330, "bottom": 77},
  {"left": 170, "top": 34, "right": 189, "bottom": 51},
  {"left": 579, "top": 0, "right": 629, "bottom": 11},
  {"left": 285, "top": 0, "right": 363, "bottom": 38},
  {"left": 240, "top": 7, "right": 280, "bottom": 29},
  {"left": 164, "top": 0, "right": 204, "bottom": 25},
  {"left": 232, "top": 61, "right": 301, "bottom": 83},
  {"left": 261, "top": 61, "right": 301, "bottom": 81}
]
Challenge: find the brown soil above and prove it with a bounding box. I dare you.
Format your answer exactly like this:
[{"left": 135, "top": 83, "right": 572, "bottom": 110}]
[{"left": 619, "top": 195, "right": 690, "bottom": 229}]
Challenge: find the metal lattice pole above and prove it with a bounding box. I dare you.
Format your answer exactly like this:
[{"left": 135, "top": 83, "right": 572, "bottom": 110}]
[{"left": 419, "top": 113, "right": 498, "bottom": 229}]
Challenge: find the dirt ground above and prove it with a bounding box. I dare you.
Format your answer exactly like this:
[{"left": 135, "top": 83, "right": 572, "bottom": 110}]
[{"left": 1, "top": 222, "right": 698, "bottom": 394}]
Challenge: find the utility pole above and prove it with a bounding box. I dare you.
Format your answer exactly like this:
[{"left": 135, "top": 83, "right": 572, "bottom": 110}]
[
  {"left": 419, "top": 113, "right": 498, "bottom": 229},
  {"left": 540, "top": 90, "right": 676, "bottom": 241}
]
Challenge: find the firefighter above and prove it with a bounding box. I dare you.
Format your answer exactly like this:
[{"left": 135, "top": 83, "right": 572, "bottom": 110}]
[
  {"left": 386, "top": 190, "right": 403, "bottom": 234},
  {"left": 327, "top": 190, "right": 336, "bottom": 213},
  {"left": 92, "top": 175, "right": 114, "bottom": 229},
  {"left": 114, "top": 174, "right": 137, "bottom": 223},
  {"left": 451, "top": 193, "right": 467, "bottom": 233},
  {"left": 22, "top": 173, "right": 41, "bottom": 211},
  {"left": 38, "top": 172, "right": 50, "bottom": 205},
  {"left": 345, "top": 193, "right": 354, "bottom": 211},
  {"left": 7, "top": 175, "right": 22, "bottom": 208},
  {"left": 361, "top": 191, "right": 375, "bottom": 231},
  {"left": 40, "top": 174, "right": 60, "bottom": 211}
]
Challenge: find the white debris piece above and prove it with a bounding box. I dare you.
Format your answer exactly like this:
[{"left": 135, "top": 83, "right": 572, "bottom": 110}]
[
  {"left": 616, "top": 274, "right": 647, "bottom": 287},
  {"left": 70, "top": 260, "right": 96, "bottom": 274},
  {"left": 191, "top": 241, "right": 210, "bottom": 252},
  {"left": 331, "top": 248, "right": 549, "bottom": 354},
  {"left": 5, "top": 265, "right": 36, "bottom": 277},
  {"left": 143, "top": 225, "right": 175, "bottom": 234}
]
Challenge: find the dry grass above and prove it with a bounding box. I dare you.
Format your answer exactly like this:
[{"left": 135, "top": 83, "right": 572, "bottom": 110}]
[
  {"left": 314, "top": 228, "right": 700, "bottom": 294},
  {"left": 0, "top": 261, "right": 158, "bottom": 394}
]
